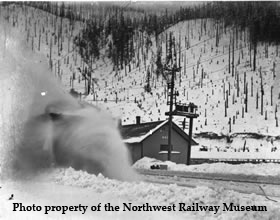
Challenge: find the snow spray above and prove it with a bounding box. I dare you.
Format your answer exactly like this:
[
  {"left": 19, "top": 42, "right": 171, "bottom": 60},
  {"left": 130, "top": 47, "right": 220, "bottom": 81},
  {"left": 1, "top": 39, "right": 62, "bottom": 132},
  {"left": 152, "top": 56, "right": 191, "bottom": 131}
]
[{"left": 0, "top": 20, "right": 139, "bottom": 182}]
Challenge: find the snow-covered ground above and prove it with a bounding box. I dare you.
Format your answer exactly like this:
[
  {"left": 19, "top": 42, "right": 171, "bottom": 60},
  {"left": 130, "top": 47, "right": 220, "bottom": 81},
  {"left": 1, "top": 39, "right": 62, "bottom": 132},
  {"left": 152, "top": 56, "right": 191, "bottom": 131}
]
[
  {"left": 1, "top": 3, "right": 280, "bottom": 220},
  {"left": 2, "top": 4, "right": 280, "bottom": 158},
  {"left": 192, "top": 136, "right": 280, "bottom": 160},
  {"left": 1, "top": 168, "right": 280, "bottom": 220},
  {"left": 134, "top": 157, "right": 280, "bottom": 176}
]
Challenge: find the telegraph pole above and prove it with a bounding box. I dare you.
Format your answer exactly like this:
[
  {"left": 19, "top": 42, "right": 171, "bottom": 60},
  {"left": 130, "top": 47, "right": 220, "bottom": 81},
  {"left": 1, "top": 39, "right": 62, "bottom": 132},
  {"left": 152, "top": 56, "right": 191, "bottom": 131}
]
[
  {"left": 187, "top": 117, "right": 193, "bottom": 165},
  {"left": 167, "top": 66, "right": 176, "bottom": 161},
  {"left": 164, "top": 32, "right": 198, "bottom": 164},
  {"left": 166, "top": 60, "right": 181, "bottom": 161},
  {"left": 165, "top": 32, "right": 175, "bottom": 161},
  {"left": 165, "top": 32, "right": 181, "bottom": 161}
]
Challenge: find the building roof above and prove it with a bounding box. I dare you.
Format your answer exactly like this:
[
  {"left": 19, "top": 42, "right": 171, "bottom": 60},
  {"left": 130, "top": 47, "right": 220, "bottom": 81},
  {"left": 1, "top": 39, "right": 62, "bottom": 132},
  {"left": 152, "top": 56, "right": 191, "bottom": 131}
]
[{"left": 120, "top": 120, "right": 198, "bottom": 145}]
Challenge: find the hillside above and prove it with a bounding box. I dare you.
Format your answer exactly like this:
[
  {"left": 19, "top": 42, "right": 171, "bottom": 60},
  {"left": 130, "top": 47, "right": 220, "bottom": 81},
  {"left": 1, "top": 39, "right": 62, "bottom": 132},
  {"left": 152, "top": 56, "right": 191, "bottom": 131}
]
[{"left": 1, "top": 3, "right": 280, "bottom": 158}]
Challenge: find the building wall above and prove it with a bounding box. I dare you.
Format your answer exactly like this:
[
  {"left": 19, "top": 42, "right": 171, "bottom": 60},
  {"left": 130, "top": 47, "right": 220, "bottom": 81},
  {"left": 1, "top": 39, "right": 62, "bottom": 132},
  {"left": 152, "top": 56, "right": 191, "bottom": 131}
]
[
  {"left": 126, "top": 143, "right": 142, "bottom": 163},
  {"left": 142, "top": 123, "right": 189, "bottom": 164}
]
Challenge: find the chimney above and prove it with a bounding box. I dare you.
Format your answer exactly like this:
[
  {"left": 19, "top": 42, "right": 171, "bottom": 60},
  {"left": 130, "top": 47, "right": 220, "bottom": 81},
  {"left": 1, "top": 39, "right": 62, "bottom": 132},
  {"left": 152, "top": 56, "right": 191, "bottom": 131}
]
[{"left": 136, "top": 116, "right": 141, "bottom": 125}]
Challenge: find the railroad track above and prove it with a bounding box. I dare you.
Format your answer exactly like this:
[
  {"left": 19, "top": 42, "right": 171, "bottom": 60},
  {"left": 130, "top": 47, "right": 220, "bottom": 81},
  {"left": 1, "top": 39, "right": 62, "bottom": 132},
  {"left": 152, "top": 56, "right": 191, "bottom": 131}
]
[
  {"left": 137, "top": 169, "right": 280, "bottom": 185},
  {"left": 137, "top": 169, "right": 280, "bottom": 200}
]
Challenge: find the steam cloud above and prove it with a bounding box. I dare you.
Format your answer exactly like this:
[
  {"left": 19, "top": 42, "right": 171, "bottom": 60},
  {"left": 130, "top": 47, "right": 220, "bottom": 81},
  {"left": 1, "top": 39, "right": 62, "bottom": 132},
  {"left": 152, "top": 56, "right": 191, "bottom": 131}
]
[{"left": 0, "top": 22, "right": 139, "bottom": 181}]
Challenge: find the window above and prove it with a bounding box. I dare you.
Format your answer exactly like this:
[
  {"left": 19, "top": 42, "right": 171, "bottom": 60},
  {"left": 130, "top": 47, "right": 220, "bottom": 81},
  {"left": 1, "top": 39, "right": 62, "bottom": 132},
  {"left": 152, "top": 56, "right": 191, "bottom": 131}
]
[{"left": 160, "top": 144, "right": 173, "bottom": 151}]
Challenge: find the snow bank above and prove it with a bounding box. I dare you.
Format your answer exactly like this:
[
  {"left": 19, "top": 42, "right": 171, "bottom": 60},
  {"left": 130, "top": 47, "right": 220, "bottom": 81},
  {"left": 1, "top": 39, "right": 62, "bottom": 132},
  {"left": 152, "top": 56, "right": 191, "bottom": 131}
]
[
  {"left": 41, "top": 167, "right": 280, "bottom": 220},
  {"left": 1, "top": 163, "right": 280, "bottom": 220},
  {"left": 133, "top": 157, "right": 280, "bottom": 176}
]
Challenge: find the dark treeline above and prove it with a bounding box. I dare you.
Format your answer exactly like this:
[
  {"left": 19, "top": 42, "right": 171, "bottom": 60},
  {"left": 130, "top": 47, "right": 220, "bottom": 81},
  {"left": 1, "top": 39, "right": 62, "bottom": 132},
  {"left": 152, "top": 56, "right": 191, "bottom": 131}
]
[
  {"left": 5, "top": 1, "right": 197, "bottom": 70},
  {"left": 4, "top": 1, "right": 280, "bottom": 71},
  {"left": 208, "top": 2, "right": 280, "bottom": 44}
]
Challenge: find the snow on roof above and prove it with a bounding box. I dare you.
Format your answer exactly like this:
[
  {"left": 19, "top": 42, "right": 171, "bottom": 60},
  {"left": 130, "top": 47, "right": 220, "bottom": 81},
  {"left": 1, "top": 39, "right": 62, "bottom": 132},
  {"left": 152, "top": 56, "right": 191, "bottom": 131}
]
[
  {"left": 121, "top": 120, "right": 198, "bottom": 145},
  {"left": 121, "top": 120, "right": 168, "bottom": 143}
]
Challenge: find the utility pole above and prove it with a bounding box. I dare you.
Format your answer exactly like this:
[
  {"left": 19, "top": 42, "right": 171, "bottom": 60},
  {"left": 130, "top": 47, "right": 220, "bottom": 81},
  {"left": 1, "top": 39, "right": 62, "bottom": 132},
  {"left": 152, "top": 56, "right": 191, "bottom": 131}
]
[
  {"left": 165, "top": 65, "right": 198, "bottom": 165},
  {"left": 187, "top": 117, "right": 193, "bottom": 165},
  {"left": 165, "top": 31, "right": 182, "bottom": 161},
  {"left": 165, "top": 32, "right": 175, "bottom": 161},
  {"left": 166, "top": 65, "right": 177, "bottom": 161},
  {"left": 164, "top": 32, "right": 198, "bottom": 164},
  {"left": 166, "top": 102, "right": 199, "bottom": 165}
]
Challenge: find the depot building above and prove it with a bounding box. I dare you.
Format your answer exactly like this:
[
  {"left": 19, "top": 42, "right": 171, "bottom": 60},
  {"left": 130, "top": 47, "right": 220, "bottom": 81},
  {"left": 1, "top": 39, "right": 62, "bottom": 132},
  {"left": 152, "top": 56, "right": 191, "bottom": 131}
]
[{"left": 120, "top": 116, "right": 198, "bottom": 164}]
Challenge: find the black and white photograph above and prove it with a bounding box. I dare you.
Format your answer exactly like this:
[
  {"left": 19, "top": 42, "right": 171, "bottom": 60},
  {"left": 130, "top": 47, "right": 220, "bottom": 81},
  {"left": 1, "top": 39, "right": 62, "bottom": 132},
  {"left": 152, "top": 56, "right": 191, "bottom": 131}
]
[{"left": 0, "top": 1, "right": 280, "bottom": 219}]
